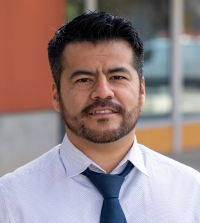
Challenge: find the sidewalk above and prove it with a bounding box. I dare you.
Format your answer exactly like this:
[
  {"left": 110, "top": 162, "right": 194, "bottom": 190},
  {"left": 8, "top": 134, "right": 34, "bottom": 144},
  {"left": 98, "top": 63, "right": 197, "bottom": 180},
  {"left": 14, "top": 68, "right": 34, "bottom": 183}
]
[{"left": 166, "top": 149, "right": 200, "bottom": 172}]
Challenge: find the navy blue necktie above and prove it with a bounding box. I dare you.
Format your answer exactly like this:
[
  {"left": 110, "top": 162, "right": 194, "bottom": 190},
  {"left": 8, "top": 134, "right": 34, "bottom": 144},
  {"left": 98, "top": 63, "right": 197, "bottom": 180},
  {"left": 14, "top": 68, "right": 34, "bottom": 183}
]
[{"left": 82, "top": 162, "right": 134, "bottom": 223}]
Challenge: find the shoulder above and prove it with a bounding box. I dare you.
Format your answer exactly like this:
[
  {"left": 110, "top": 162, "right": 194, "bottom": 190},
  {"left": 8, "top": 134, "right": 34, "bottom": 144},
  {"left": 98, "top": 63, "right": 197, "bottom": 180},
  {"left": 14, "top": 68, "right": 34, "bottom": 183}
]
[
  {"left": 0, "top": 144, "right": 61, "bottom": 188},
  {"left": 0, "top": 144, "right": 66, "bottom": 222},
  {"left": 138, "top": 143, "right": 200, "bottom": 182}
]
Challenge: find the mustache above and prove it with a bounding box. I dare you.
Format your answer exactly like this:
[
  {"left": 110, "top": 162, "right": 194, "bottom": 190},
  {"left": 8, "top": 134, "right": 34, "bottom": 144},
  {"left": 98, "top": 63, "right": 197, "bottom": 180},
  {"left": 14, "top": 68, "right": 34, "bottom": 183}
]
[{"left": 81, "top": 99, "right": 125, "bottom": 116}]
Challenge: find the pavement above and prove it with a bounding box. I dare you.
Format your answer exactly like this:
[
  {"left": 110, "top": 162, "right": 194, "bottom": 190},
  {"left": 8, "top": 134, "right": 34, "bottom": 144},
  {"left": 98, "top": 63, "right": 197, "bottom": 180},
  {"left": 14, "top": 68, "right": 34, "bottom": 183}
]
[{"left": 166, "top": 149, "right": 200, "bottom": 172}]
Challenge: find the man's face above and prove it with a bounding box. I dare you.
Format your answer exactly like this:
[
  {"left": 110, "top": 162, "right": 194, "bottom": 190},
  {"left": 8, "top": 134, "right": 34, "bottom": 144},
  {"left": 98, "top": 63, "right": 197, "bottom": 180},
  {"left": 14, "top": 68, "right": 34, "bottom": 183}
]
[{"left": 52, "top": 40, "right": 145, "bottom": 143}]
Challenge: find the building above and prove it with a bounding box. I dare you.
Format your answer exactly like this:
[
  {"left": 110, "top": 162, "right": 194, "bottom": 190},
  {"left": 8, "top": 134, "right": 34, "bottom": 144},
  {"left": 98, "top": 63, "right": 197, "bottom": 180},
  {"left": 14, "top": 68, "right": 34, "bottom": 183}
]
[
  {"left": 1, "top": 0, "right": 200, "bottom": 176},
  {"left": 0, "top": 0, "right": 64, "bottom": 176}
]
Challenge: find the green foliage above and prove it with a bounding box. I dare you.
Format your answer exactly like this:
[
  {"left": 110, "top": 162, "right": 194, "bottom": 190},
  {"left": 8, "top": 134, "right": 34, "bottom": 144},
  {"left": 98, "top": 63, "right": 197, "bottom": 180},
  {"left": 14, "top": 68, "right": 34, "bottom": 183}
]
[{"left": 67, "top": 0, "right": 84, "bottom": 21}]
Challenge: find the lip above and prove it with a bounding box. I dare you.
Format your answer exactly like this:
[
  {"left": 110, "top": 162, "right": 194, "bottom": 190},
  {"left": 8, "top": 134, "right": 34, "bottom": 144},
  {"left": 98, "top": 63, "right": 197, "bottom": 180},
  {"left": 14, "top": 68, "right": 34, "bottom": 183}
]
[
  {"left": 89, "top": 107, "right": 117, "bottom": 115},
  {"left": 89, "top": 112, "right": 117, "bottom": 119}
]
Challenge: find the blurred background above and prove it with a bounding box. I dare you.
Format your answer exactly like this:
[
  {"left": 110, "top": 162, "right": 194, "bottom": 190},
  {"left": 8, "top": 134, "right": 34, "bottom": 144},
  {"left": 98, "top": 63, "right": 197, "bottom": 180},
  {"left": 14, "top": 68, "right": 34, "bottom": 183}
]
[{"left": 1, "top": 0, "right": 200, "bottom": 177}]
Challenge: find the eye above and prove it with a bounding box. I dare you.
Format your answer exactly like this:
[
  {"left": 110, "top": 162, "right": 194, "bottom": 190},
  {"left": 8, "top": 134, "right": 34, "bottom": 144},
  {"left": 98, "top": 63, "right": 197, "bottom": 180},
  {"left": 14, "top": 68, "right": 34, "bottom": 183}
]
[
  {"left": 110, "top": 76, "right": 125, "bottom": 80},
  {"left": 76, "top": 78, "right": 91, "bottom": 82}
]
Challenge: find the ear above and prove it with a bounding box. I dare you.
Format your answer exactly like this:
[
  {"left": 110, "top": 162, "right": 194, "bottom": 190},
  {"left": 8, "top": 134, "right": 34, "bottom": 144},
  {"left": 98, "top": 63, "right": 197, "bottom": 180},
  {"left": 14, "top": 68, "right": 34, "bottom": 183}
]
[
  {"left": 140, "top": 77, "right": 145, "bottom": 108},
  {"left": 51, "top": 82, "right": 60, "bottom": 112}
]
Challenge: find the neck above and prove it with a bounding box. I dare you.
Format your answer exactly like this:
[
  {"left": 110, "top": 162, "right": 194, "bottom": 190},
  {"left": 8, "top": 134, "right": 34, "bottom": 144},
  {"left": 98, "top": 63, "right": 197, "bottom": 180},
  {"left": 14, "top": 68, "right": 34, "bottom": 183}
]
[{"left": 66, "top": 129, "right": 135, "bottom": 174}]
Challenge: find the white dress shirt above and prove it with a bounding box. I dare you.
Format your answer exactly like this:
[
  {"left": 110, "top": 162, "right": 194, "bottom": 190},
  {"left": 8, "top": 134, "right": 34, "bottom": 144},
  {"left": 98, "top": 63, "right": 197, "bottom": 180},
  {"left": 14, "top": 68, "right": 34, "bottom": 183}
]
[{"left": 0, "top": 134, "right": 200, "bottom": 223}]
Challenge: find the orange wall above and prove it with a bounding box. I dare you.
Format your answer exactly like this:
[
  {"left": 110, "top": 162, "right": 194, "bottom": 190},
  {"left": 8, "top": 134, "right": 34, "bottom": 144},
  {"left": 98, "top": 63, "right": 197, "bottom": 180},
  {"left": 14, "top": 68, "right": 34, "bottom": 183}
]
[
  {"left": 0, "top": 0, "right": 64, "bottom": 113},
  {"left": 182, "top": 123, "right": 200, "bottom": 150},
  {"left": 136, "top": 123, "right": 200, "bottom": 154},
  {"left": 136, "top": 127, "right": 173, "bottom": 154}
]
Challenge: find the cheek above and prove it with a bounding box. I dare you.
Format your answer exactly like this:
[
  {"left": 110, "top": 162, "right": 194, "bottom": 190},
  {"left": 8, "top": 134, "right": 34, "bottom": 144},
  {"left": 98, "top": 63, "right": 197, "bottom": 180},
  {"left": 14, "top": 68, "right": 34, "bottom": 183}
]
[
  {"left": 62, "top": 90, "right": 90, "bottom": 113},
  {"left": 115, "top": 86, "right": 140, "bottom": 108}
]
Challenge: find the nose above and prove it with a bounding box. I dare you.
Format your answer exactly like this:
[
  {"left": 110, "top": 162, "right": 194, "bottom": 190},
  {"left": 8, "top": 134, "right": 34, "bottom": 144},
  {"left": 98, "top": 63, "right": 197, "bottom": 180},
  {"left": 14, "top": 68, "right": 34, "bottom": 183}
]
[{"left": 91, "top": 75, "right": 114, "bottom": 100}]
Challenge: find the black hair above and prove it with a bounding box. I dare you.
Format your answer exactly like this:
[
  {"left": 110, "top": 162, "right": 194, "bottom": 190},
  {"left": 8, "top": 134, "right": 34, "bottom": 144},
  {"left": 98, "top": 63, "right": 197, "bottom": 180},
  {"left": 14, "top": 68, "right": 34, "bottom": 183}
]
[{"left": 48, "top": 11, "right": 144, "bottom": 93}]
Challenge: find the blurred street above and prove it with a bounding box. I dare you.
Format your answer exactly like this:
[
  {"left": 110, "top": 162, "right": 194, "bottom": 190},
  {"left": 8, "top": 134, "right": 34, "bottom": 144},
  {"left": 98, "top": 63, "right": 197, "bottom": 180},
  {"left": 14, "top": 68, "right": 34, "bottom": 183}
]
[{"left": 167, "top": 149, "right": 200, "bottom": 172}]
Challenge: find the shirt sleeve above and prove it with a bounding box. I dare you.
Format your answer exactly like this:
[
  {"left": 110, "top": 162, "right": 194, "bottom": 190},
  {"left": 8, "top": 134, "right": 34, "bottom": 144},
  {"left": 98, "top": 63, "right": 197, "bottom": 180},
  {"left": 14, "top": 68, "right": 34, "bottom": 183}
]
[{"left": 0, "top": 187, "right": 11, "bottom": 223}]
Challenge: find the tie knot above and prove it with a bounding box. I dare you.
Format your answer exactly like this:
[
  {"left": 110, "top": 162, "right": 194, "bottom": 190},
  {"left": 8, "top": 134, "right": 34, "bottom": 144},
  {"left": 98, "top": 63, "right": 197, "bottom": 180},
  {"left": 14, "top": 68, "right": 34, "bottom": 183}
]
[
  {"left": 82, "top": 162, "right": 134, "bottom": 199},
  {"left": 87, "top": 174, "right": 124, "bottom": 199}
]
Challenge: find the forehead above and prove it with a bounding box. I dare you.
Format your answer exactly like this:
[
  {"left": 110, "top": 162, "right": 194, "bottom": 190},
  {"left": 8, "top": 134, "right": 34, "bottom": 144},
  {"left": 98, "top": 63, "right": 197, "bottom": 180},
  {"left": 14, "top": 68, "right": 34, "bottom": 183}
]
[{"left": 62, "top": 40, "right": 134, "bottom": 69}]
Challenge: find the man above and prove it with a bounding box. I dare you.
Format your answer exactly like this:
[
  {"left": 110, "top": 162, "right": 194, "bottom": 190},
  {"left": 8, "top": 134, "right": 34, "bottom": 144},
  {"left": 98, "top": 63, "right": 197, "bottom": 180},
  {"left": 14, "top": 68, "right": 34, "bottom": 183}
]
[{"left": 0, "top": 12, "right": 200, "bottom": 223}]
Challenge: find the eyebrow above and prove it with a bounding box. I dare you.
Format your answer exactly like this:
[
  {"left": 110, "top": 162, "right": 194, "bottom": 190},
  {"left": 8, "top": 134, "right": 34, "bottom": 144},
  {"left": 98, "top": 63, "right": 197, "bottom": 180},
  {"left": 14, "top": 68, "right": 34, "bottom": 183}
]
[
  {"left": 70, "top": 70, "right": 95, "bottom": 79},
  {"left": 70, "top": 67, "right": 131, "bottom": 79},
  {"left": 107, "top": 67, "right": 131, "bottom": 76}
]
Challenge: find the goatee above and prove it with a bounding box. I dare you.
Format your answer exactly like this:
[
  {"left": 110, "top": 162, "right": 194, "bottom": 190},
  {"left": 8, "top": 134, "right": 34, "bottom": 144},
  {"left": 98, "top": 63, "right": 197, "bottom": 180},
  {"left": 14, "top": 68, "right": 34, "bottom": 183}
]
[{"left": 59, "top": 97, "right": 141, "bottom": 144}]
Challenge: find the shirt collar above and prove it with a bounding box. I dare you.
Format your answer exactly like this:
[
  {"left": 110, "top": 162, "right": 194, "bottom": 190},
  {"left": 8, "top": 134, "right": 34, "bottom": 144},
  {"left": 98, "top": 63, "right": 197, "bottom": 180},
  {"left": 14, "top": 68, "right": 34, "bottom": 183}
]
[
  {"left": 60, "top": 134, "right": 149, "bottom": 178},
  {"left": 127, "top": 136, "right": 149, "bottom": 177}
]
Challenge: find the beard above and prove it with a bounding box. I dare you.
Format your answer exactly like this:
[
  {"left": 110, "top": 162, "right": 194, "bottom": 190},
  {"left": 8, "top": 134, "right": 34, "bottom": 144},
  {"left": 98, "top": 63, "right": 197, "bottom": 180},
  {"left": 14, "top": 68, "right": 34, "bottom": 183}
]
[{"left": 59, "top": 97, "right": 141, "bottom": 144}]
